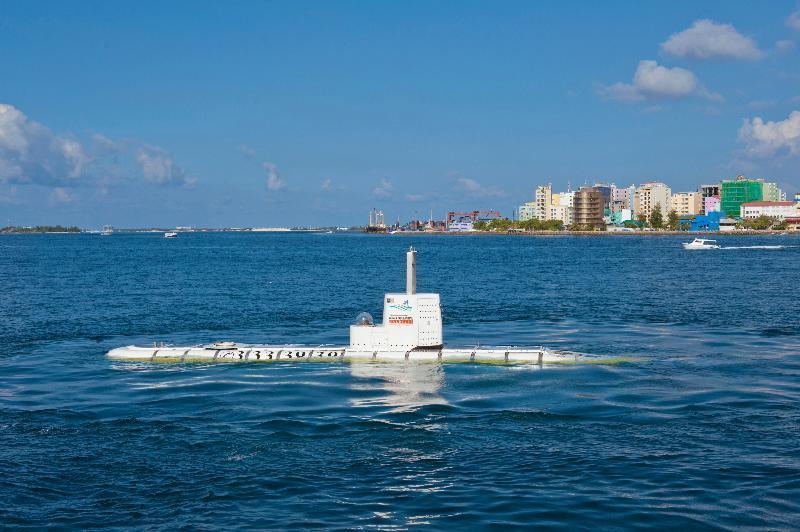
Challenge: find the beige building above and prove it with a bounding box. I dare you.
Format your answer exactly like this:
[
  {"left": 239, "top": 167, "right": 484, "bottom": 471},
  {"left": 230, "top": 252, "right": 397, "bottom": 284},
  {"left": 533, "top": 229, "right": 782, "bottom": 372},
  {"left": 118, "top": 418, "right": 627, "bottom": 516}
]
[
  {"left": 634, "top": 182, "right": 672, "bottom": 219},
  {"left": 670, "top": 192, "right": 702, "bottom": 216},
  {"left": 549, "top": 204, "right": 572, "bottom": 225}
]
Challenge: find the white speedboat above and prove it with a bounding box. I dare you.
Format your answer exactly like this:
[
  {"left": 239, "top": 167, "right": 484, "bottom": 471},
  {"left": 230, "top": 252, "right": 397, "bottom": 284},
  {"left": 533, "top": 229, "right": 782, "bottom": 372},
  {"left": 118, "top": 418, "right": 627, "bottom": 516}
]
[
  {"left": 164, "top": 231, "right": 178, "bottom": 238},
  {"left": 683, "top": 238, "right": 720, "bottom": 250}
]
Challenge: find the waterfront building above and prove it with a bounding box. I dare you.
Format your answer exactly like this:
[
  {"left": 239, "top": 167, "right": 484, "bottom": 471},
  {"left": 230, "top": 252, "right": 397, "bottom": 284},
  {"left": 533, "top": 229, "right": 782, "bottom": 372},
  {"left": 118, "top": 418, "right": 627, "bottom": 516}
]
[
  {"left": 634, "top": 182, "right": 672, "bottom": 220},
  {"left": 795, "top": 192, "right": 800, "bottom": 203},
  {"left": 761, "top": 182, "right": 784, "bottom": 202},
  {"left": 699, "top": 184, "right": 720, "bottom": 214},
  {"left": 611, "top": 186, "right": 632, "bottom": 209},
  {"left": 704, "top": 196, "right": 721, "bottom": 214},
  {"left": 573, "top": 187, "right": 604, "bottom": 228},
  {"left": 689, "top": 211, "right": 722, "bottom": 231},
  {"left": 671, "top": 192, "right": 702, "bottom": 215},
  {"left": 534, "top": 184, "right": 552, "bottom": 221},
  {"left": 611, "top": 209, "right": 633, "bottom": 224},
  {"left": 557, "top": 191, "right": 575, "bottom": 225},
  {"left": 592, "top": 183, "right": 613, "bottom": 208},
  {"left": 518, "top": 202, "right": 536, "bottom": 222},
  {"left": 549, "top": 204, "right": 571, "bottom": 225},
  {"left": 720, "top": 175, "right": 763, "bottom": 217},
  {"left": 740, "top": 201, "right": 798, "bottom": 220},
  {"left": 448, "top": 219, "right": 474, "bottom": 231}
]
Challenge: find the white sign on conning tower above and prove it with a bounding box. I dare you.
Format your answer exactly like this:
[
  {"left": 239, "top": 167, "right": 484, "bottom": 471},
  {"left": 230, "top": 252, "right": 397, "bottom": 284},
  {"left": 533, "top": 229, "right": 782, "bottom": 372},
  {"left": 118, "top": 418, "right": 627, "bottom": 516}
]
[{"left": 349, "top": 247, "right": 443, "bottom": 351}]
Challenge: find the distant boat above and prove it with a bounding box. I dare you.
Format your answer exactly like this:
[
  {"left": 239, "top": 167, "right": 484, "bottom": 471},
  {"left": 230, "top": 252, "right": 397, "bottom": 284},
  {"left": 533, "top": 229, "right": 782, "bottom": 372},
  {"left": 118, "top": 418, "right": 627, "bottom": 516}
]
[
  {"left": 100, "top": 225, "right": 113, "bottom": 236},
  {"left": 683, "top": 238, "right": 720, "bottom": 250},
  {"left": 164, "top": 232, "right": 178, "bottom": 238}
]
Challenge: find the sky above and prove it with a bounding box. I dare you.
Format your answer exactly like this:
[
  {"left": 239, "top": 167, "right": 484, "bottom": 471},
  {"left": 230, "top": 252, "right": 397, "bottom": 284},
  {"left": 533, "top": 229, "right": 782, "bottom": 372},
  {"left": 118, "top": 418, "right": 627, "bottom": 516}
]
[{"left": 1, "top": 0, "right": 800, "bottom": 228}]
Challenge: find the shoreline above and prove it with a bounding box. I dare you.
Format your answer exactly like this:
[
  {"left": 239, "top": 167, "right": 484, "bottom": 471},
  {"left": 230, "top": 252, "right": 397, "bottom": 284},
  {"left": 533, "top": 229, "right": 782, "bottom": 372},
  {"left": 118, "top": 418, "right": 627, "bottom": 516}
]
[{"left": 375, "top": 229, "right": 795, "bottom": 236}]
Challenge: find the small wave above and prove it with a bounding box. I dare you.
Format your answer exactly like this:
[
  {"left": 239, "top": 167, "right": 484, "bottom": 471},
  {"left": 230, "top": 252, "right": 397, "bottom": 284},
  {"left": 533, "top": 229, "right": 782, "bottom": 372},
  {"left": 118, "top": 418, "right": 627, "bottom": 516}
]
[{"left": 721, "top": 245, "right": 797, "bottom": 250}]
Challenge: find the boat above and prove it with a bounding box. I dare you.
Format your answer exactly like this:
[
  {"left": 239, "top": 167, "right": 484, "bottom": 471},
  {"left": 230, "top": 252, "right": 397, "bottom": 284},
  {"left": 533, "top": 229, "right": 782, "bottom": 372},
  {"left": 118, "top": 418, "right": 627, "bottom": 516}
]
[
  {"left": 682, "top": 238, "right": 720, "bottom": 250},
  {"left": 108, "top": 247, "right": 584, "bottom": 365},
  {"left": 100, "top": 225, "right": 113, "bottom": 236},
  {"left": 164, "top": 231, "right": 178, "bottom": 238}
]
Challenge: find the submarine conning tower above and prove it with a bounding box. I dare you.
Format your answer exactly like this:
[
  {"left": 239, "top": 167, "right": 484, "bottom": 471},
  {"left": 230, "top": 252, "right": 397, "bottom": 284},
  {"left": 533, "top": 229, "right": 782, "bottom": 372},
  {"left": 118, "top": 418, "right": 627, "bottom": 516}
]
[{"left": 349, "top": 246, "right": 443, "bottom": 351}]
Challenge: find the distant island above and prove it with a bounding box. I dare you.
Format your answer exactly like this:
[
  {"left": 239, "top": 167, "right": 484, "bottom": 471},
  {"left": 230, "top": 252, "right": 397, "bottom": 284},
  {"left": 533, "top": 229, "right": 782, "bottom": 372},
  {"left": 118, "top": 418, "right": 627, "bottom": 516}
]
[{"left": 1, "top": 225, "right": 82, "bottom": 234}]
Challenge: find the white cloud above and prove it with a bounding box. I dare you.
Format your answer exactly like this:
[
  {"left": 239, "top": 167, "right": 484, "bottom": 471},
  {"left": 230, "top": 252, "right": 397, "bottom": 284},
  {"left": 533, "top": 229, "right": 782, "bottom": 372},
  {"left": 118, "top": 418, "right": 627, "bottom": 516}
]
[
  {"left": 405, "top": 193, "right": 426, "bottom": 201},
  {"left": 49, "top": 187, "right": 76, "bottom": 204},
  {"left": 601, "top": 60, "right": 719, "bottom": 103},
  {"left": 738, "top": 110, "right": 800, "bottom": 158},
  {"left": 0, "top": 103, "right": 194, "bottom": 190},
  {"left": 92, "top": 133, "right": 119, "bottom": 152},
  {"left": 0, "top": 103, "right": 91, "bottom": 186},
  {"left": 372, "top": 178, "right": 393, "bottom": 198},
  {"left": 454, "top": 176, "right": 504, "bottom": 198},
  {"left": 263, "top": 162, "right": 286, "bottom": 191},
  {"left": 787, "top": 10, "right": 800, "bottom": 31},
  {"left": 137, "top": 145, "right": 193, "bottom": 186},
  {"left": 661, "top": 19, "right": 763, "bottom": 60},
  {"left": 321, "top": 179, "right": 332, "bottom": 191},
  {"left": 775, "top": 39, "right": 796, "bottom": 53}
]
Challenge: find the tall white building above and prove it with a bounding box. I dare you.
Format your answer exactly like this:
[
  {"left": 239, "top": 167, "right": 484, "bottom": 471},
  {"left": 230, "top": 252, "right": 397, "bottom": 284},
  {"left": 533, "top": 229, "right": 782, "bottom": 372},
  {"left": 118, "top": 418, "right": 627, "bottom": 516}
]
[
  {"left": 518, "top": 202, "right": 536, "bottom": 222},
  {"left": 534, "top": 184, "right": 552, "bottom": 220},
  {"left": 634, "top": 182, "right": 672, "bottom": 219},
  {"left": 762, "top": 182, "right": 785, "bottom": 202}
]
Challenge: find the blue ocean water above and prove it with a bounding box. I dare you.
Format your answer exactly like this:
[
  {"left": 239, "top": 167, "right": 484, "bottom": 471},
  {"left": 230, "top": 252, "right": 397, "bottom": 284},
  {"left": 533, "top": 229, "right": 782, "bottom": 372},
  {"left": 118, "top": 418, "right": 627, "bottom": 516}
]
[{"left": 1, "top": 232, "right": 799, "bottom": 529}]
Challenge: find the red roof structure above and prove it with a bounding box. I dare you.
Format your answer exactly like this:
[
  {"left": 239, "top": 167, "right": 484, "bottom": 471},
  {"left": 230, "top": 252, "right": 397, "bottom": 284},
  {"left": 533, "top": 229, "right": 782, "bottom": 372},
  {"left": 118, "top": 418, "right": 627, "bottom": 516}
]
[{"left": 740, "top": 201, "right": 795, "bottom": 207}]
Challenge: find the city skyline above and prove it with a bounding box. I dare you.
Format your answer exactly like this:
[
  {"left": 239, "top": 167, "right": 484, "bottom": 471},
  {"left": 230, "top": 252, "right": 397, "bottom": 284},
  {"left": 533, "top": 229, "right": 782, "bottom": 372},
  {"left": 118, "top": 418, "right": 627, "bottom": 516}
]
[{"left": 2, "top": 1, "right": 800, "bottom": 227}]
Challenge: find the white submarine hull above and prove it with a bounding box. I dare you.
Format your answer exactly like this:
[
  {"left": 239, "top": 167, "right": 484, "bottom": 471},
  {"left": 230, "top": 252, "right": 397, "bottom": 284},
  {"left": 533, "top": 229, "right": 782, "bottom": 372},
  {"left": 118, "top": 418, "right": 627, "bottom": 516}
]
[
  {"left": 107, "top": 248, "right": 592, "bottom": 366},
  {"left": 107, "top": 344, "right": 579, "bottom": 364}
]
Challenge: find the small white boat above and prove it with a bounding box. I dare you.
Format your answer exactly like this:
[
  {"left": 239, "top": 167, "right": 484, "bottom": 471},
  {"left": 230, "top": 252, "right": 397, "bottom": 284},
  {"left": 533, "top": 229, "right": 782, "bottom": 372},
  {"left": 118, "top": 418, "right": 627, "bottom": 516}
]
[
  {"left": 164, "top": 231, "right": 178, "bottom": 238},
  {"left": 100, "top": 225, "right": 113, "bottom": 236},
  {"left": 683, "top": 238, "right": 720, "bottom": 250}
]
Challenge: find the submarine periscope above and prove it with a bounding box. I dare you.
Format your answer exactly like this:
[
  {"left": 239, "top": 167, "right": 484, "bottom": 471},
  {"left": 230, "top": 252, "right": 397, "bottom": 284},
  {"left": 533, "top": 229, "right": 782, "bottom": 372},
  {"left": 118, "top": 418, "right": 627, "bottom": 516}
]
[{"left": 107, "top": 247, "right": 580, "bottom": 364}]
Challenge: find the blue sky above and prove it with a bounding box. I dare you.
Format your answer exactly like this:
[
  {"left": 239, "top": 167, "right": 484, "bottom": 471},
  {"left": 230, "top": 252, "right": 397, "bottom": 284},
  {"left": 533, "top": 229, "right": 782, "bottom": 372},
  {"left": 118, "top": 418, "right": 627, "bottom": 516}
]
[{"left": 1, "top": 0, "right": 799, "bottom": 227}]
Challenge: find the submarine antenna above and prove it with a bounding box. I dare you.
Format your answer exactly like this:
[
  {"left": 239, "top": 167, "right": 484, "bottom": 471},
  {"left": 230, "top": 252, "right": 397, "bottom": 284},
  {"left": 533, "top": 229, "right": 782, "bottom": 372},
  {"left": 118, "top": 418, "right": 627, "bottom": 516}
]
[{"left": 406, "top": 246, "right": 416, "bottom": 295}]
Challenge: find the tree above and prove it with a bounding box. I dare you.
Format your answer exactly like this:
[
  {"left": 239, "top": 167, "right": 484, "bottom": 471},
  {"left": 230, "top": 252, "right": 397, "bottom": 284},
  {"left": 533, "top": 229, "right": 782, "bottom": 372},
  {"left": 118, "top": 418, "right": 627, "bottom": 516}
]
[
  {"left": 490, "top": 218, "right": 512, "bottom": 232},
  {"left": 649, "top": 204, "right": 664, "bottom": 229},
  {"left": 744, "top": 215, "right": 775, "bottom": 230},
  {"left": 473, "top": 220, "right": 488, "bottom": 231},
  {"left": 667, "top": 209, "right": 679, "bottom": 230},
  {"left": 636, "top": 214, "right": 648, "bottom": 228}
]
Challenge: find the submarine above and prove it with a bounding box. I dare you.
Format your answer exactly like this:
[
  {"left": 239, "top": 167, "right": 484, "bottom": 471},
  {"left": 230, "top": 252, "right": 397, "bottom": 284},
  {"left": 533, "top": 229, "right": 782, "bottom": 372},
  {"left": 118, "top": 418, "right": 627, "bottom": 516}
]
[{"left": 107, "top": 247, "right": 580, "bottom": 364}]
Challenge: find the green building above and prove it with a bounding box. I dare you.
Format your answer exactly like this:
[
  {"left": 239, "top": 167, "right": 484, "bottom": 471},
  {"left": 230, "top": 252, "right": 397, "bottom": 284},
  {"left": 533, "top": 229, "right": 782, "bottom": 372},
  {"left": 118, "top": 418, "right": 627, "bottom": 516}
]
[{"left": 720, "top": 176, "right": 763, "bottom": 217}]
